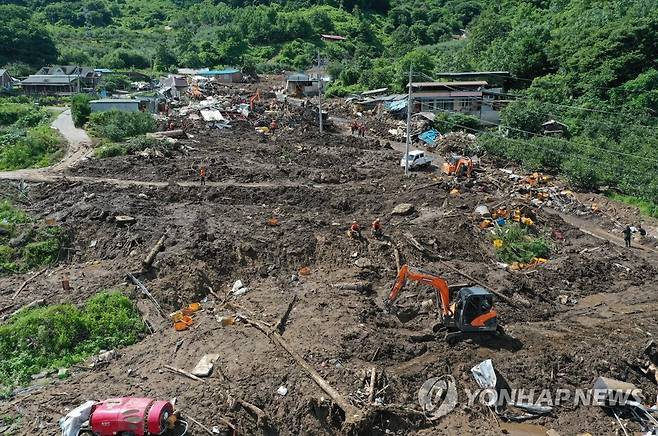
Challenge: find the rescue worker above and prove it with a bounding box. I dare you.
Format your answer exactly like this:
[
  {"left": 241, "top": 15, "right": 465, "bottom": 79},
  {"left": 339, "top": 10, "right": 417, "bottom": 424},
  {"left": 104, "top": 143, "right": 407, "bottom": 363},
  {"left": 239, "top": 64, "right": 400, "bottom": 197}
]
[
  {"left": 199, "top": 165, "right": 207, "bottom": 186},
  {"left": 351, "top": 121, "right": 359, "bottom": 135},
  {"left": 349, "top": 221, "right": 362, "bottom": 239},
  {"left": 359, "top": 123, "right": 366, "bottom": 137},
  {"left": 623, "top": 225, "right": 632, "bottom": 247},
  {"left": 371, "top": 218, "right": 382, "bottom": 238},
  {"left": 270, "top": 120, "right": 278, "bottom": 132}
]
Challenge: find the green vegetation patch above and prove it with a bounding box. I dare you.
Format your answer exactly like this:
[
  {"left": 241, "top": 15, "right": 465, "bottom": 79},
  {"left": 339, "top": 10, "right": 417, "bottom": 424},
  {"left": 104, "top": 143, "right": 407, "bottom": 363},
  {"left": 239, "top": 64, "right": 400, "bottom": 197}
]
[
  {"left": 607, "top": 193, "right": 658, "bottom": 218},
  {"left": 0, "top": 201, "right": 64, "bottom": 274},
  {"left": 491, "top": 223, "right": 551, "bottom": 264},
  {"left": 0, "top": 102, "right": 63, "bottom": 171},
  {"left": 88, "top": 110, "right": 156, "bottom": 142},
  {"left": 94, "top": 136, "right": 175, "bottom": 159},
  {"left": 0, "top": 292, "right": 145, "bottom": 387}
]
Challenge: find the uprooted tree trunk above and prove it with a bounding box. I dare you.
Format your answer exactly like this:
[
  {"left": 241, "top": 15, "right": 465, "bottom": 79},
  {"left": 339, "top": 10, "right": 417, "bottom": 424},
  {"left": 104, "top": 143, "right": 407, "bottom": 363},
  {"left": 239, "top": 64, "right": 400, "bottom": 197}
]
[{"left": 239, "top": 313, "right": 427, "bottom": 435}]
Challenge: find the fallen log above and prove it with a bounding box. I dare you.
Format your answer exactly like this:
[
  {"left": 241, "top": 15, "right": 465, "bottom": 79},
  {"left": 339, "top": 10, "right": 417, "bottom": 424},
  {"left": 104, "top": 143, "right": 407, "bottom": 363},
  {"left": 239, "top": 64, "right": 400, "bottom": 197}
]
[
  {"left": 240, "top": 315, "right": 364, "bottom": 429},
  {"left": 12, "top": 267, "right": 48, "bottom": 300},
  {"left": 142, "top": 233, "right": 167, "bottom": 270},
  {"left": 147, "top": 129, "right": 186, "bottom": 139},
  {"left": 1, "top": 299, "right": 45, "bottom": 321}
]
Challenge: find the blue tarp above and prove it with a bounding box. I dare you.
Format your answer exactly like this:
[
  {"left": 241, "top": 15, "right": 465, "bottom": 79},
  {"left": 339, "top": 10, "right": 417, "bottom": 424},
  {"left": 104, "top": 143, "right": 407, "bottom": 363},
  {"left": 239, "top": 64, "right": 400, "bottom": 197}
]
[
  {"left": 197, "top": 68, "right": 241, "bottom": 76},
  {"left": 384, "top": 99, "right": 407, "bottom": 112},
  {"left": 418, "top": 129, "right": 441, "bottom": 146}
]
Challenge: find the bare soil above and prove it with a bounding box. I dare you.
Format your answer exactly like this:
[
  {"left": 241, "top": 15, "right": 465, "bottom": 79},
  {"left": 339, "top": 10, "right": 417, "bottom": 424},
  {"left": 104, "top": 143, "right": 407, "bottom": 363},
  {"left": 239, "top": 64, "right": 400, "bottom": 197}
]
[{"left": 1, "top": 87, "right": 657, "bottom": 436}]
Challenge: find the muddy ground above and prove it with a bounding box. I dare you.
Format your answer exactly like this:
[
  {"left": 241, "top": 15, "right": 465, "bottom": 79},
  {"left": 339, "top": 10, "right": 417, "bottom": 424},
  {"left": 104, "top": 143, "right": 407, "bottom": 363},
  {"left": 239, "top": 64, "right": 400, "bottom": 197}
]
[{"left": 1, "top": 90, "right": 658, "bottom": 436}]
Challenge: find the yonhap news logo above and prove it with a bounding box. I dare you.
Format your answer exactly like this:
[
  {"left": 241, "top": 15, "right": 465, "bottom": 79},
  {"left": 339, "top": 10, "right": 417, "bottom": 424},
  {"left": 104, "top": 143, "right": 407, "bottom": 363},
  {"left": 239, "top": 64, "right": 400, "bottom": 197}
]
[
  {"left": 417, "top": 375, "right": 459, "bottom": 419},
  {"left": 418, "top": 373, "right": 642, "bottom": 419}
]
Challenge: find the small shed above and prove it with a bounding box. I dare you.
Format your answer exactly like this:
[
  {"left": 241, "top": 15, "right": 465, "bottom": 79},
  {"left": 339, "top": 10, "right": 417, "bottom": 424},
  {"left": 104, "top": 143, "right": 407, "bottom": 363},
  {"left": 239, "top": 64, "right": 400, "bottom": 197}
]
[
  {"left": 0, "top": 69, "right": 12, "bottom": 90},
  {"left": 90, "top": 99, "right": 144, "bottom": 113},
  {"left": 197, "top": 68, "right": 243, "bottom": 83},
  {"left": 286, "top": 73, "right": 320, "bottom": 97},
  {"left": 542, "top": 119, "right": 568, "bottom": 136}
]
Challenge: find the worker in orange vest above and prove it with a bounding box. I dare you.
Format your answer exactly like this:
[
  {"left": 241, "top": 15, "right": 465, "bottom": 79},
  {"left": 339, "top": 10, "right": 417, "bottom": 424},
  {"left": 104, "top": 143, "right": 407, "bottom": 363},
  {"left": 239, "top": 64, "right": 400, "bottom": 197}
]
[
  {"left": 199, "top": 165, "right": 207, "bottom": 186},
  {"left": 371, "top": 218, "right": 382, "bottom": 238},
  {"left": 349, "top": 221, "right": 361, "bottom": 239},
  {"left": 270, "top": 120, "right": 278, "bottom": 132}
]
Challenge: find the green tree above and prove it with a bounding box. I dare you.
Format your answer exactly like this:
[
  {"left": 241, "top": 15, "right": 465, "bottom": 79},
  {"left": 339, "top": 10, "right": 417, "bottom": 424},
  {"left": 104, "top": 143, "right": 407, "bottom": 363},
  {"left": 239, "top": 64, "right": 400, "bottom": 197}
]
[
  {"left": 71, "top": 94, "right": 94, "bottom": 127},
  {"left": 0, "top": 5, "right": 57, "bottom": 67}
]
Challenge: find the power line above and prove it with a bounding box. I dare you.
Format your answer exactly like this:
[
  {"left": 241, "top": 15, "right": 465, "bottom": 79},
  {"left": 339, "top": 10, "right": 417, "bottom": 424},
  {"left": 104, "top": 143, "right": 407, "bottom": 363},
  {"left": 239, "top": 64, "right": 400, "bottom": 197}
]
[
  {"left": 427, "top": 106, "right": 658, "bottom": 165},
  {"left": 435, "top": 118, "right": 656, "bottom": 180},
  {"left": 492, "top": 92, "right": 658, "bottom": 129}
]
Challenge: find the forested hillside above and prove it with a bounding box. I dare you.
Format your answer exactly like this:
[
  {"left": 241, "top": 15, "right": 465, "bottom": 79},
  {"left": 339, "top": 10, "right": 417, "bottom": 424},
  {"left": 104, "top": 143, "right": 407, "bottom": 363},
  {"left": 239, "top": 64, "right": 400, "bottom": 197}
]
[{"left": 2, "top": 0, "right": 658, "bottom": 204}]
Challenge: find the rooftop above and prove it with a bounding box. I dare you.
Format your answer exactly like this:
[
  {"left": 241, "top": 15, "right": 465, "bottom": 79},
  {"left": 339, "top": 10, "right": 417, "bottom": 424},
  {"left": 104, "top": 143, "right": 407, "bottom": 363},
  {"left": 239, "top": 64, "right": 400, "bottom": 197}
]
[
  {"left": 436, "top": 71, "right": 510, "bottom": 77},
  {"left": 321, "top": 34, "right": 347, "bottom": 41},
  {"left": 410, "top": 81, "right": 488, "bottom": 88},
  {"left": 90, "top": 99, "right": 140, "bottom": 104},
  {"left": 22, "top": 75, "right": 79, "bottom": 85}
]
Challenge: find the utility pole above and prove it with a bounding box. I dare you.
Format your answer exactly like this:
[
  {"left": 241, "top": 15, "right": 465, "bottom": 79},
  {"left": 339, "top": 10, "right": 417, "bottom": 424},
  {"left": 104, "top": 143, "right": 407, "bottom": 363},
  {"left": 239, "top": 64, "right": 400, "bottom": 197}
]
[
  {"left": 318, "top": 49, "right": 323, "bottom": 134},
  {"left": 405, "top": 64, "right": 413, "bottom": 176}
]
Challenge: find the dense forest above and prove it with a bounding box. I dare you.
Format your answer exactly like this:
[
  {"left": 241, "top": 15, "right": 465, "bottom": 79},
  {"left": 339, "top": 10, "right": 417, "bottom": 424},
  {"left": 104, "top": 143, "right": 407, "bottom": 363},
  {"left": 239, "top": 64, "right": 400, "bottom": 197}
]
[{"left": 1, "top": 0, "right": 658, "bottom": 206}]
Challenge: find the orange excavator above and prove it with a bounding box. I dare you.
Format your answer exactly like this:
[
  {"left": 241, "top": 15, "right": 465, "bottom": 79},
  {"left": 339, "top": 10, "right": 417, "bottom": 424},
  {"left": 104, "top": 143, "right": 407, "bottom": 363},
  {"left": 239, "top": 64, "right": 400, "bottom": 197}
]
[
  {"left": 385, "top": 265, "right": 499, "bottom": 342},
  {"left": 442, "top": 155, "right": 474, "bottom": 177}
]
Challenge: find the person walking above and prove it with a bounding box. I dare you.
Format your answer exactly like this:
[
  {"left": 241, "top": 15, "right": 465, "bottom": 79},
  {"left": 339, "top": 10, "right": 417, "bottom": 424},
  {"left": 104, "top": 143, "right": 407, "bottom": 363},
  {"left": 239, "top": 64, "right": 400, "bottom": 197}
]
[
  {"left": 623, "top": 225, "right": 632, "bottom": 247},
  {"left": 199, "top": 165, "right": 207, "bottom": 186}
]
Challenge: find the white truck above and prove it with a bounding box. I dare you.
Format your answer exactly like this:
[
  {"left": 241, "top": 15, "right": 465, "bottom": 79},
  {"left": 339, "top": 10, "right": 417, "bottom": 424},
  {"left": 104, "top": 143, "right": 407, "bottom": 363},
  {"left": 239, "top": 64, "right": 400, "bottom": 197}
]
[{"left": 400, "top": 150, "right": 433, "bottom": 170}]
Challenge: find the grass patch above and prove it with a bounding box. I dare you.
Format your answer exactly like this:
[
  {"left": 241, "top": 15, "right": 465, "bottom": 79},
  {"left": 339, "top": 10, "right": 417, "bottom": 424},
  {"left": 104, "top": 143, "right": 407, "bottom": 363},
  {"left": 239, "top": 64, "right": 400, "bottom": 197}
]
[
  {"left": 94, "top": 136, "right": 176, "bottom": 159},
  {"left": 88, "top": 110, "right": 156, "bottom": 142},
  {"left": 0, "top": 201, "right": 64, "bottom": 274},
  {"left": 607, "top": 193, "right": 658, "bottom": 218},
  {"left": 0, "top": 292, "right": 145, "bottom": 387},
  {"left": 0, "top": 102, "right": 63, "bottom": 170},
  {"left": 491, "top": 223, "right": 551, "bottom": 264},
  {"left": 94, "top": 142, "right": 127, "bottom": 158}
]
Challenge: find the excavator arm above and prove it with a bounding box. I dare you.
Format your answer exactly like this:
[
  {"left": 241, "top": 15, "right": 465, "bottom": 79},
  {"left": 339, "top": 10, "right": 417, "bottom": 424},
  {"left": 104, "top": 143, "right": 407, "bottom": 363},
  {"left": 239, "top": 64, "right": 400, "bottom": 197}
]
[{"left": 387, "top": 264, "right": 453, "bottom": 317}]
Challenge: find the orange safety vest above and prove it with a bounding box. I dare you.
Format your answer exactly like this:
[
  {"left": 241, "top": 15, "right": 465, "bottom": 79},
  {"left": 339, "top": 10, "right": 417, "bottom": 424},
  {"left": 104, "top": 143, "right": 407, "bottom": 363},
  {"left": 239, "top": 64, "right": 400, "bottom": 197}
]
[{"left": 200, "top": 167, "right": 207, "bottom": 177}]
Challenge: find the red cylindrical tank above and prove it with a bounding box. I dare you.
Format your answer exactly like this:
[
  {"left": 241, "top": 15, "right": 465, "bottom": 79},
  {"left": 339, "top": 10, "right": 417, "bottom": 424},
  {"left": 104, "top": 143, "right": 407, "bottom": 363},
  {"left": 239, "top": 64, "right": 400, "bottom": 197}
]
[{"left": 89, "top": 397, "right": 174, "bottom": 436}]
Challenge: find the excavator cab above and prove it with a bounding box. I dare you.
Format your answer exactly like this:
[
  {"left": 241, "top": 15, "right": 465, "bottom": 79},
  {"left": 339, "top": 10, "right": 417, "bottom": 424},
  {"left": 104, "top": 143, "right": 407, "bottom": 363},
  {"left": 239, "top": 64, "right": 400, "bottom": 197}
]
[
  {"left": 441, "top": 155, "right": 474, "bottom": 177},
  {"left": 451, "top": 287, "right": 497, "bottom": 333}
]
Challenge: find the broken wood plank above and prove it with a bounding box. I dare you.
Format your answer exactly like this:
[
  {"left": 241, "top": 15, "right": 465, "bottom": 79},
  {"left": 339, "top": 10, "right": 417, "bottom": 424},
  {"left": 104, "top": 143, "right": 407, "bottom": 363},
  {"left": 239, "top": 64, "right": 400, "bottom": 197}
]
[
  {"left": 368, "top": 367, "right": 377, "bottom": 404},
  {"left": 331, "top": 282, "right": 372, "bottom": 292},
  {"left": 393, "top": 246, "right": 402, "bottom": 273},
  {"left": 163, "top": 365, "right": 204, "bottom": 382},
  {"left": 142, "top": 233, "right": 167, "bottom": 269},
  {"left": 237, "top": 399, "right": 269, "bottom": 426},
  {"left": 272, "top": 294, "right": 298, "bottom": 335},
  {"left": 12, "top": 267, "right": 48, "bottom": 300}
]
